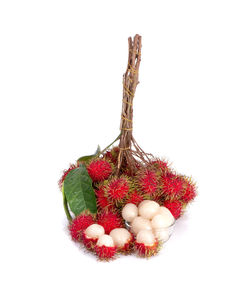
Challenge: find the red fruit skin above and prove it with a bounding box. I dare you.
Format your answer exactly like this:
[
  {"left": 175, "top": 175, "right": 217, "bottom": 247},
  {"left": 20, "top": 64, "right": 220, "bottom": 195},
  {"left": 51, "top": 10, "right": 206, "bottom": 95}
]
[
  {"left": 161, "top": 173, "right": 184, "bottom": 198},
  {"left": 95, "top": 245, "right": 116, "bottom": 260},
  {"left": 69, "top": 214, "right": 95, "bottom": 241},
  {"left": 103, "top": 147, "right": 119, "bottom": 165},
  {"left": 58, "top": 164, "right": 77, "bottom": 189},
  {"left": 95, "top": 187, "right": 112, "bottom": 211},
  {"left": 138, "top": 169, "right": 158, "bottom": 196},
  {"left": 107, "top": 177, "right": 130, "bottom": 203},
  {"left": 164, "top": 200, "right": 183, "bottom": 219},
  {"left": 118, "top": 235, "right": 134, "bottom": 254},
  {"left": 181, "top": 180, "right": 196, "bottom": 203},
  {"left": 135, "top": 240, "right": 159, "bottom": 257},
  {"left": 97, "top": 211, "right": 123, "bottom": 234},
  {"left": 82, "top": 232, "right": 97, "bottom": 250},
  {"left": 126, "top": 190, "right": 144, "bottom": 205},
  {"left": 150, "top": 159, "right": 169, "bottom": 174},
  {"left": 87, "top": 159, "right": 112, "bottom": 182}
]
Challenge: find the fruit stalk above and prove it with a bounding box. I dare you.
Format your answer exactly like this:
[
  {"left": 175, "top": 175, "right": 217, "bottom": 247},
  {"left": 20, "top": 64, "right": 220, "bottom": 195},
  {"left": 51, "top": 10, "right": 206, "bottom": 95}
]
[{"left": 117, "top": 34, "right": 150, "bottom": 175}]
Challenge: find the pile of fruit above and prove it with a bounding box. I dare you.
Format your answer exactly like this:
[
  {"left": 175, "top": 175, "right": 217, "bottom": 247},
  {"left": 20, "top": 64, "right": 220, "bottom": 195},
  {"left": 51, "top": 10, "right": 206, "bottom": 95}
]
[
  {"left": 59, "top": 146, "right": 196, "bottom": 260},
  {"left": 59, "top": 34, "right": 197, "bottom": 261}
]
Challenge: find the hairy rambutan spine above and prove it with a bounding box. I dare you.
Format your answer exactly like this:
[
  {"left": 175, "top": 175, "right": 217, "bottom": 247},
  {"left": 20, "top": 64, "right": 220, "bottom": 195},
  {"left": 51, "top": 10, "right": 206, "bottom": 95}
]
[
  {"left": 82, "top": 233, "right": 97, "bottom": 250},
  {"left": 160, "top": 173, "right": 184, "bottom": 199},
  {"left": 126, "top": 190, "right": 144, "bottom": 205},
  {"left": 95, "top": 186, "right": 113, "bottom": 211},
  {"left": 97, "top": 211, "right": 123, "bottom": 234},
  {"left": 69, "top": 213, "right": 94, "bottom": 241},
  {"left": 135, "top": 240, "right": 159, "bottom": 258},
  {"left": 87, "top": 159, "right": 113, "bottom": 182},
  {"left": 164, "top": 199, "right": 183, "bottom": 219},
  {"left": 181, "top": 177, "right": 196, "bottom": 203},
  {"left": 106, "top": 176, "right": 130, "bottom": 204},
  {"left": 137, "top": 169, "right": 159, "bottom": 196},
  {"left": 95, "top": 245, "right": 116, "bottom": 260}
]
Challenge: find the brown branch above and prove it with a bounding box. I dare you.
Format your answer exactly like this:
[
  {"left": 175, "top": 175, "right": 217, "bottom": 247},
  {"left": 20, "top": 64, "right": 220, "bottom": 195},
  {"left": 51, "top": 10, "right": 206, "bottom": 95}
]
[{"left": 117, "top": 34, "right": 152, "bottom": 175}]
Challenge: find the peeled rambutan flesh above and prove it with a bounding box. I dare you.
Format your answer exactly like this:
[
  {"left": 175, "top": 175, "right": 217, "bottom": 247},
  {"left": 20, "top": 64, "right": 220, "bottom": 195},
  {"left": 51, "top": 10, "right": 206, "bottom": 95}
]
[
  {"left": 164, "top": 199, "right": 183, "bottom": 219},
  {"left": 82, "top": 224, "right": 105, "bottom": 250},
  {"left": 135, "top": 230, "right": 159, "bottom": 257},
  {"left": 106, "top": 177, "right": 130, "bottom": 202},
  {"left": 87, "top": 159, "right": 112, "bottom": 182},
  {"left": 110, "top": 228, "right": 134, "bottom": 253},
  {"left": 97, "top": 211, "right": 123, "bottom": 234},
  {"left": 69, "top": 213, "right": 95, "bottom": 241},
  {"left": 95, "top": 235, "right": 116, "bottom": 260}
]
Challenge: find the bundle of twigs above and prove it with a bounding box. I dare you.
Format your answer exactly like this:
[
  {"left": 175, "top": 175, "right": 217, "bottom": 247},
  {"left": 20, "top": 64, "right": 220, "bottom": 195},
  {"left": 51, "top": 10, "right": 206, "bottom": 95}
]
[{"left": 117, "top": 34, "right": 151, "bottom": 175}]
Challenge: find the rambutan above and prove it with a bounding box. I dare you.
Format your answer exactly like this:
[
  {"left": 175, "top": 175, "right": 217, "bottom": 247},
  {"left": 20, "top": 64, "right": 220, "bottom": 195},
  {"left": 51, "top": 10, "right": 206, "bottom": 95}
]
[
  {"left": 58, "top": 164, "right": 77, "bottom": 189},
  {"left": 160, "top": 173, "right": 184, "bottom": 198},
  {"left": 137, "top": 169, "right": 158, "bottom": 196},
  {"left": 135, "top": 230, "right": 159, "bottom": 257},
  {"left": 95, "top": 186, "right": 112, "bottom": 211},
  {"left": 95, "top": 235, "right": 116, "bottom": 260},
  {"left": 87, "top": 159, "right": 113, "bottom": 182},
  {"left": 110, "top": 228, "right": 134, "bottom": 253},
  {"left": 69, "top": 213, "right": 95, "bottom": 241},
  {"left": 97, "top": 211, "right": 123, "bottom": 234},
  {"left": 106, "top": 177, "right": 130, "bottom": 203},
  {"left": 150, "top": 159, "right": 169, "bottom": 174},
  {"left": 126, "top": 190, "right": 144, "bottom": 205},
  {"left": 103, "top": 147, "right": 120, "bottom": 165},
  {"left": 181, "top": 178, "right": 196, "bottom": 203},
  {"left": 164, "top": 199, "right": 183, "bottom": 219},
  {"left": 82, "top": 223, "right": 105, "bottom": 250}
]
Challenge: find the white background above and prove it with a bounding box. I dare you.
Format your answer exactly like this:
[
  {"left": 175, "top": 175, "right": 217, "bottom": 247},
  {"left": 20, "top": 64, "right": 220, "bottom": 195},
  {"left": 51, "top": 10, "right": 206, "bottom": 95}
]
[{"left": 0, "top": 1, "right": 250, "bottom": 298}]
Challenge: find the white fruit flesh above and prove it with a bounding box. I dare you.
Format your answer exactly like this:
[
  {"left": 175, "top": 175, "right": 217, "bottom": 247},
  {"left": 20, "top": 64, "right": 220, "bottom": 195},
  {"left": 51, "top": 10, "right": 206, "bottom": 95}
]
[
  {"left": 138, "top": 200, "right": 160, "bottom": 220},
  {"left": 138, "top": 200, "right": 151, "bottom": 209},
  {"left": 122, "top": 203, "right": 138, "bottom": 222},
  {"left": 151, "top": 214, "right": 170, "bottom": 229},
  {"left": 136, "top": 230, "right": 156, "bottom": 246},
  {"left": 154, "top": 228, "right": 170, "bottom": 242},
  {"left": 131, "top": 216, "right": 152, "bottom": 235},
  {"left": 110, "top": 228, "right": 131, "bottom": 248},
  {"left": 85, "top": 224, "right": 105, "bottom": 239},
  {"left": 157, "top": 207, "right": 175, "bottom": 227},
  {"left": 97, "top": 234, "right": 114, "bottom": 247}
]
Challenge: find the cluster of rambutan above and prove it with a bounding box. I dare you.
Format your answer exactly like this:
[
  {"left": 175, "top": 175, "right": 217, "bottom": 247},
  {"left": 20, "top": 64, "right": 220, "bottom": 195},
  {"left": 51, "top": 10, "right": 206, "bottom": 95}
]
[{"left": 61, "top": 146, "right": 196, "bottom": 260}]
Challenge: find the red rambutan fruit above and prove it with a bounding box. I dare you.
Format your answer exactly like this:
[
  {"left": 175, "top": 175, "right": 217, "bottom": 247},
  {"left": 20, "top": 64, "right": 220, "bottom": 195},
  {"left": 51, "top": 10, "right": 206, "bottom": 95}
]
[
  {"left": 106, "top": 177, "right": 130, "bottom": 203},
  {"left": 126, "top": 190, "right": 144, "bottom": 205},
  {"left": 94, "top": 234, "right": 116, "bottom": 260},
  {"left": 69, "top": 213, "right": 95, "bottom": 241},
  {"left": 161, "top": 173, "right": 184, "bottom": 198},
  {"left": 164, "top": 199, "right": 183, "bottom": 219},
  {"left": 181, "top": 179, "right": 196, "bottom": 203},
  {"left": 82, "top": 223, "right": 105, "bottom": 250},
  {"left": 97, "top": 211, "right": 123, "bottom": 234},
  {"left": 150, "top": 159, "right": 169, "bottom": 174},
  {"left": 103, "top": 147, "right": 120, "bottom": 165},
  {"left": 110, "top": 228, "right": 134, "bottom": 254},
  {"left": 137, "top": 169, "right": 158, "bottom": 196},
  {"left": 95, "top": 186, "right": 112, "bottom": 211},
  {"left": 58, "top": 164, "right": 77, "bottom": 189},
  {"left": 135, "top": 230, "right": 159, "bottom": 257},
  {"left": 87, "top": 159, "right": 113, "bottom": 182}
]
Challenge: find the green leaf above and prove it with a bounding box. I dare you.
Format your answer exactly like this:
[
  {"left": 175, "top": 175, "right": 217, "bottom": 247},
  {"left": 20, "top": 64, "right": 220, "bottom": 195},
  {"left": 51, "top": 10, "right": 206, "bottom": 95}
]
[
  {"left": 77, "top": 145, "right": 101, "bottom": 164},
  {"left": 64, "top": 165, "right": 97, "bottom": 216}
]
